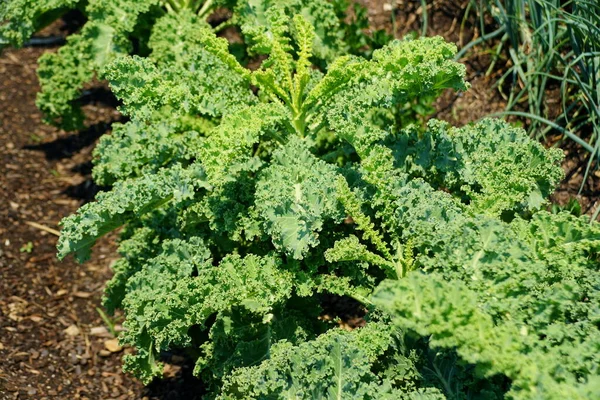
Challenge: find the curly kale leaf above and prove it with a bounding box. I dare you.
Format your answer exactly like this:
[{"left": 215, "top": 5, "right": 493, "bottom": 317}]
[
  {"left": 57, "top": 163, "right": 209, "bottom": 262},
  {"left": 371, "top": 210, "right": 600, "bottom": 399},
  {"left": 120, "top": 252, "right": 296, "bottom": 384},
  {"left": 444, "top": 119, "right": 563, "bottom": 213},
  {"left": 186, "top": 102, "right": 289, "bottom": 240},
  {"left": 199, "top": 102, "right": 289, "bottom": 186},
  {"left": 400, "top": 210, "right": 600, "bottom": 331},
  {"left": 35, "top": 22, "right": 118, "bottom": 130},
  {"left": 103, "top": 207, "right": 186, "bottom": 314},
  {"left": 101, "top": 12, "right": 254, "bottom": 124},
  {"left": 84, "top": 0, "right": 161, "bottom": 34},
  {"left": 255, "top": 137, "right": 343, "bottom": 259},
  {"left": 103, "top": 55, "right": 188, "bottom": 120},
  {"left": 35, "top": 0, "right": 162, "bottom": 129},
  {"left": 366, "top": 119, "right": 563, "bottom": 252},
  {"left": 306, "top": 36, "right": 468, "bottom": 155},
  {"left": 325, "top": 235, "right": 393, "bottom": 273},
  {"left": 391, "top": 118, "right": 564, "bottom": 214},
  {"left": 145, "top": 11, "right": 254, "bottom": 116},
  {"left": 0, "top": 0, "right": 79, "bottom": 48},
  {"left": 373, "top": 273, "right": 600, "bottom": 400},
  {"left": 92, "top": 120, "right": 204, "bottom": 186},
  {"left": 377, "top": 172, "right": 599, "bottom": 329},
  {"left": 220, "top": 321, "right": 419, "bottom": 399},
  {"left": 236, "top": 0, "right": 346, "bottom": 63}
]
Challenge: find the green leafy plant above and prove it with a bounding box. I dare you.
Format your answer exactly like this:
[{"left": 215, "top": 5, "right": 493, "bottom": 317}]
[
  {"left": 20, "top": 241, "right": 34, "bottom": 253},
  {"left": 54, "top": 6, "right": 599, "bottom": 399},
  {"left": 0, "top": 0, "right": 361, "bottom": 131}
]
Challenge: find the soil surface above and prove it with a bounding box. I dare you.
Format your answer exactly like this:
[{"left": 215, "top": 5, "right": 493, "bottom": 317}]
[
  {"left": 0, "top": 21, "right": 203, "bottom": 400},
  {"left": 0, "top": 2, "right": 598, "bottom": 400}
]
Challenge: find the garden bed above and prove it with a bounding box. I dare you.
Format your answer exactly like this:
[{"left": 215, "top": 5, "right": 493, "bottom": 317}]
[{"left": 0, "top": 1, "right": 598, "bottom": 399}]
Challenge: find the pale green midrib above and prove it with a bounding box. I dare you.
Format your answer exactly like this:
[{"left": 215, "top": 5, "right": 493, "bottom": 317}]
[{"left": 334, "top": 342, "right": 342, "bottom": 400}]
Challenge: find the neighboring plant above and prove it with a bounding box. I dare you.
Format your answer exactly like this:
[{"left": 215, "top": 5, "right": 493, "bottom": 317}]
[
  {"left": 19, "top": 241, "right": 34, "bottom": 253},
  {"left": 551, "top": 197, "right": 582, "bottom": 217},
  {"left": 0, "top": 0, "right": 364, "bottom": 131},
  {"left": 54, "top": 6, "right": 600, "bottom": 398},
  {"left": 457, "top": 0, "right": 600, "bottom": 184},
  {"left": 331, "top": 0, "right": 393, "bottom": 57}
]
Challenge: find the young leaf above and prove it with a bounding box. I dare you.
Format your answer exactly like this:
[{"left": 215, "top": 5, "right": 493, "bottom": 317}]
[{"left": 255, "top": 137, "right": 342, "bottom": 259}]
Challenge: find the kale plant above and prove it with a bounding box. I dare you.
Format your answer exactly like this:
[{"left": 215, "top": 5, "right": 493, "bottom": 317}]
[
  {"left": 0, "top": 0, "right": 359, "bottom": 130},
  {"left": 55, "top": 6, "right": 600, "bottom": 399}
]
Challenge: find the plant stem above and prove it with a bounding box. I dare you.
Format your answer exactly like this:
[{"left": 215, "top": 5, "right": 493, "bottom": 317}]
[
  {"left": 455, "top": 26, "right": 506, "bottom": 60},
  {"left": 197, "top": 0, "right": 214, "bottom": 18}
]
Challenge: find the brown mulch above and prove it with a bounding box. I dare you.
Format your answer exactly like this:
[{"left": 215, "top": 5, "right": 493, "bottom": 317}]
[
  {"left": 0, "top": 22, "right": 203, "bottom": 400},
  {"left": 0, "top": 2, "right": 599, "bottom": 400},
  {"left": 0, "top": 42, "right": 136, "bottom": 400}
]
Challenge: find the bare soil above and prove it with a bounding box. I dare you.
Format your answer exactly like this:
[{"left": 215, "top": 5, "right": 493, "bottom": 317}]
[
  {"left": 0, "top": 2, "right": 598, "bottom": 400},
  {"left": 0, "top": 22, "right": 204, "bottom": 400}
]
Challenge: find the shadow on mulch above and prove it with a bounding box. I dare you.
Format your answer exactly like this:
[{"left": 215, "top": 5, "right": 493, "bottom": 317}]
[
  {"left": 58, "top": 160, "right": 106, "bottom": 203},
  {"left": 23, "top": 117, "right": 121, "bottom": 161},
  {"left": 62, "top": 178, "right": 106, "bottom": 204},
  {"left": 19, "top": 84, "right": 123, "bottom": 205},
  {"left": 78, "top": 86, "right": 122, "bottom": 110},
  {"left": 22, "top": 104, "right": 125, "bottom": 203},
  {"left": 144, "top": 354, "right": 207, "bottom": 400},
  {"left": 22, "top": 117, "right": 119, "bottom": 203}
]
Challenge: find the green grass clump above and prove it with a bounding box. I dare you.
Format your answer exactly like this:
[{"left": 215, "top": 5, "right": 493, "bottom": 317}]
[{"left": 458, "top": 0, "right": 599, "bottom": 184}]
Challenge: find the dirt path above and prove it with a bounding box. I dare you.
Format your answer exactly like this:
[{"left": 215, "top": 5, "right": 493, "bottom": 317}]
[
  {"left": 0, "top": 35, "right": 204, "bottom": 400},
  {"left": 0, "top": 38, "right": 144, "bottom": 398}
]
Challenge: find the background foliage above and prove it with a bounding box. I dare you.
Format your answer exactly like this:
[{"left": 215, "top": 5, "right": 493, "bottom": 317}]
[{"left": 457, "top": 0, "right": 600, "bottom": 188}]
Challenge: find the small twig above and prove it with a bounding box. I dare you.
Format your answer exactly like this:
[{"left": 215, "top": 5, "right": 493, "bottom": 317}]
[
  {"left": 0, "top": 59, "right": 23, "bottom": 66},
  {"left": 3, "top": 52, "right": 34, "bottom": 73},
  {"left": 24, "top": 221, "right": 60, "bottom": 237}
]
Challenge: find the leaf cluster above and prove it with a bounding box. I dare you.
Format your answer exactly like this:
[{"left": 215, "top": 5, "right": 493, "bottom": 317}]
[
  {"left": 1, "top": 0, "right": 370, "bottom": 130},
  {"left": 52, "top": 4, "right": 600, "bottom": 399}
]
